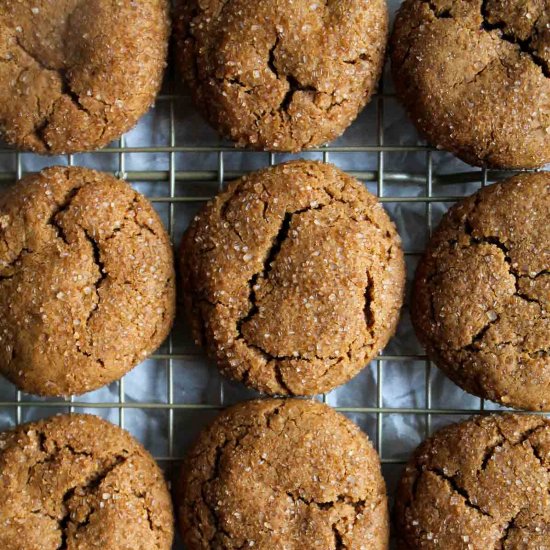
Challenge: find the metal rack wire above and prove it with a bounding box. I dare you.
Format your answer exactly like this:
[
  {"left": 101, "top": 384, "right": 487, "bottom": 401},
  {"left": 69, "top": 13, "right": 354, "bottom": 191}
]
[{"left": 0, "top": 55, "right": 545, "bottom": 549}]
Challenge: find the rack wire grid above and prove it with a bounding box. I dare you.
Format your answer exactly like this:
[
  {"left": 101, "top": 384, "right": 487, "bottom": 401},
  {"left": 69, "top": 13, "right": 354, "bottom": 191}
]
[{"left": 0, "top": 15, "right": 548, "bottom": 549}]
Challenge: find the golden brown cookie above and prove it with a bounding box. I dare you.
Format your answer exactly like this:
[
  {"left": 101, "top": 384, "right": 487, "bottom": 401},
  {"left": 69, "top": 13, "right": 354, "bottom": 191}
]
[
  {"left": 180, "top": 160, "right": 405, "bottom": 396},
  {"left": 412, "top": 173, "right": 549, "bottom": 410},
  {"left": 0, "top": 413, "right": 174, "bottom": 550},
  {"left": 178, "top": 398, "right": 389, "bottom": 549},
  {"left": 391, "top": 0, "right": 550, "bottom": 169},
  {"left": 0, "top": 0, "right": 169, "bottom": 155},
  {"left": 0, "top": 166, "right": 176, "bottom": 396},
  {"left": 175, "top": 0, "right": 387, "bottom": 152},
  {"left": 395, "top": 413, "right": 550, "bottom": 549}
]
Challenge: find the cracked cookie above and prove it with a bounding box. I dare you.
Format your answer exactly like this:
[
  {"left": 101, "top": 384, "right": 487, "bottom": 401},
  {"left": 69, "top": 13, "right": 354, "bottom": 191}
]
[
  {"left": 0, "top": 0, "right": 169, "bottom": 155},
  {"left": 177, "top": 398, "right": 389, "bottom": 549},
  {"left": 180, "top": 160, "right": 405, "bottom": 396},
  {"left": 0, "top": 413, "right": 174, "bottom": 549},
  {"left": 174, "top": 0, "right": 387, "bottom": 152},
  {"left": 391, "top": 0, "right": 550, "bottom": 169},
  {"left": 395, "top": 413, "right": 550, "bottom": 549},
  {"left": 412, "top": 173, "right": 550, "bottom": 410},
  {"left": 0, "top": 166, "right": 176, "bottom": 396}
]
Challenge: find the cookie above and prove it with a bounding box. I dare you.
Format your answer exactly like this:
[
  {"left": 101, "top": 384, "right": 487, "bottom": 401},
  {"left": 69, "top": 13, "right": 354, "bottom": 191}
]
[
  {"left": 395, "top": 413, "right": 550, "bottom": 549},
  {"left": 0, "top": 166, "right": 176, "bottom": 396},
  {"left": 175, "top": 0, "right": 387, "bottom": 152},
  {"left": 0, "top": 413, "right": 173, "bottom": 549},
  {"left": 0, "top": 0, "right": 169, "bottom": 155},
  {"left": 412, "top": 173, "right": 549, "bottom": 410},
  {"left": 180, "top": 160, "right": 405, "bottom": 396},
  {"left": 178, "top": 398, "right": 389, "bottom": 549},
  {"left": 391, "top": 0, "right": 550, "bottom": 169}
]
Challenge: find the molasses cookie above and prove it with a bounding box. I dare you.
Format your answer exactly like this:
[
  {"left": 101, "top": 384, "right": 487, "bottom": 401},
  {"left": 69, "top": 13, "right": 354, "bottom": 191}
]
[
  {"left": 0, "top": 413, "right": 174, "bottom": 549},
  {"left": 180, "top": 160, "right": 405, "bottom": 395},
  {"left": 0, "top": 166, "right": 176, "bottom": 396},
  {"left": 391, "top": 0, "right": 550, "bottom": 169},
  {"left": 178, "top": 398, "right": 389, "bottom": 549},
  {"left": 175, "top": 0, "right": 387, "bottom": 151},
  {"left": 412, "top": 173, "right": 549, "bottom": 410},
  {"left": 0, "top": 0, "right": 169, "bottom": 154},
  {"left": 395, "top": 413, "right": 550, "bottom": 549}
]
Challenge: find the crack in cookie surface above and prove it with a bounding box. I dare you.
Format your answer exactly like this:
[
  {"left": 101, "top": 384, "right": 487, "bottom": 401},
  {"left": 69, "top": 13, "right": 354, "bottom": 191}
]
[{"left": 481, "top": 0, "right": 550, "bottom": 77}]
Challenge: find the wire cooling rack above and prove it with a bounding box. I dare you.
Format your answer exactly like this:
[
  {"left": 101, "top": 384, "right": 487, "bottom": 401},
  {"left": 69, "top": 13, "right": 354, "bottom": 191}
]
[{"left": 0, "top": 20, "right": 547, "bottom": 549}]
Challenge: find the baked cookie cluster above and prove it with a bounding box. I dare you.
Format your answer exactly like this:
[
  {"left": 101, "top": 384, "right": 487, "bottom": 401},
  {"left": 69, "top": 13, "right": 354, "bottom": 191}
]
[
  {"left": 0, "top": 0, "right": 548, "bottom": 548},
  {"left": 0, "top": 158, "right": 400, "bottom": 548}
]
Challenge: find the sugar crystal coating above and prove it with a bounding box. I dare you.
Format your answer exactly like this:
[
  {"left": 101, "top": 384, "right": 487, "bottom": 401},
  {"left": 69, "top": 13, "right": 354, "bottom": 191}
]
[
  {"left": 0, "top": 166, "right": 176, "bottom": 396},
  {"left": 180, "top": 160, "right": 405, "bottom": 396},
  {"left": 391, "top": 0, "right": 550, "bottom": 168},
  {"left": 175, "top": 0, "right": 388, "bottom": 151},
  {"left": 0, "top": 0, "right": 169, "bottom": 154},
  {"left": 178, "top": 398, "right": 389, "bottom": 549}
]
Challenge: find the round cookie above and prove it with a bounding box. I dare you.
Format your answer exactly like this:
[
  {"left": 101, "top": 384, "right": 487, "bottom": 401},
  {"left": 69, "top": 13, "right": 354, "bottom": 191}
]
[
  {"left": 180, "top": 160, "right": 405, "bottom": 396},
  {"left": 0, "top": 0, "right": 169, "bottom": 155},
  {"left": 178, "top": 398, "right": 389, "bottom": 549},
  {"left": 395, "top": 413, "right": 550, "bottom": 549},
  {"left": 412, "top": 173, "right": 549, "bottom": 410},
  {"left": 175, "top": 0, "right": 387, "bottom": 152},
  {"left": 391, "top": 0, "right": 550, "bottom": 169},
  {"left": 0, "top": 166, "right": 176, "bottom": 396},
  {"left": 0, "top": 413, "right": 173, "bottom": 549}
]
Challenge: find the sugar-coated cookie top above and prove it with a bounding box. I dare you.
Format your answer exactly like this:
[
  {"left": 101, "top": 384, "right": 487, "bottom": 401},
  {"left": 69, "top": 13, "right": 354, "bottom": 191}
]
[
  {"left": 396, "top": 413, "right": 550, "bottom": 548},
  {"left": 0, "top": 166, "right": 175, "bottom": 396},
  {"left": 180, "top": 160, "right": 405, "bottom": 395},
  {"left": 0, "top": 0, "right": 169, "bottom": 154},
  {"left": 178, "top": 398, "right": 388, "bottom": 549},
  {"left": 391, "top": 0, "right": 550, "bottom": 168},
  {"left": 413, "top": 172, "right": 550, "bottom": 410},
  {"left": 175, "top": 0, "right": 388, "bottom": 151},
  {"left": 0, "top": 413, "right": 174, "bottom": 549}
]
